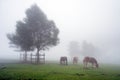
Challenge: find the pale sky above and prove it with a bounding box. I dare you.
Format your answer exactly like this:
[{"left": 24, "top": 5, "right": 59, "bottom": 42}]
[{"left": 0, "top": 0, "right": 120, "bottom": 64}]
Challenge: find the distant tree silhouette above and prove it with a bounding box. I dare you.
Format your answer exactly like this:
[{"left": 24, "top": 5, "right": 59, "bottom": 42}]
[
  {"left": 68, "top": 41, "right": 80, "bottom": 57},
  {"left": 68, "top": 40, "right": 99, "bottom": 58},
  {"left": 81, "top": 40, "right": 98, "bottom": 57},
  {"left": 7, "top": 4, "right": 59, "bottom": 64}
]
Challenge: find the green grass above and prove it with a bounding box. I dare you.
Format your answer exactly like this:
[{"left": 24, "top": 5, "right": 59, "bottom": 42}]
[{"left": 0, "top": 63, "right": 120, "bottom": 80}]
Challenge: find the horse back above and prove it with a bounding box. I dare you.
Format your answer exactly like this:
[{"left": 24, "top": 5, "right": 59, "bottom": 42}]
[
  {"left": 60, "top": 56, "right": 67, "bottom": 61},
  {"left": 83, "top": 56, "right": 90, "bottom": 62},
  {"left": 89, "top": 57, "right": 97, "bottom": 63}
]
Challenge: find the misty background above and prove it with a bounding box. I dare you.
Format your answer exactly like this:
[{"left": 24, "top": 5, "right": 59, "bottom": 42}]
[{"left": 0, "top": 0, "right": 120, "bottom": 64}]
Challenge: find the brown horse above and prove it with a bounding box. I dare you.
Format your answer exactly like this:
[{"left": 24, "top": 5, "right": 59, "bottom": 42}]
[
  {"left": 60, "top": 56, "right": 68, "bottom": 65},
  {"left": 73, "top": 57, "right": 78, "bottom": 64},
  {"left": 83, "top": 56, "right": 99, "bottom": 69}
]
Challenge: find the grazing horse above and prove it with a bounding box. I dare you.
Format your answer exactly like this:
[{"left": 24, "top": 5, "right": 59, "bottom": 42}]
[
  {"left": 60, "top": 56, "right": 68, "bottom": 65},
  {"left": 83, "top": 56, "right": 99, "bottom": 69},
  {"left": 73, "top": 57, "right": 78, "bottom": 64}
]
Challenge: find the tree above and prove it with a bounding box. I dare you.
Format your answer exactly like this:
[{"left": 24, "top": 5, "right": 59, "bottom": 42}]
[
  {"left": 7, "top": 4, "right": 59, "bottom": 64},
  {"left": 81, "top": 40, "right": 98, "bottom": 57},
  {"left": 68, "top": 41, "right": 80, "bottom": 57},
  {"left": 7, "top": 21, "right": 34, "bottom": 62},
  {"left": 68, "top": 40, "right": 99, "bottom": 58},
  {"left": 25, "top": 4, "right": 59, "bottom": 64}
]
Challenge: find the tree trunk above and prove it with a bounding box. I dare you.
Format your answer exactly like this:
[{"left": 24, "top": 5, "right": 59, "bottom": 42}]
[
  {"left": 36, "top": 48, "right": 40, "bottom": 64},
  {"left": 24, "top": 51, "right": 27, "bottom": 63},
  {"left": 30, "top": 53, "right": 32, "bottom": 63}
]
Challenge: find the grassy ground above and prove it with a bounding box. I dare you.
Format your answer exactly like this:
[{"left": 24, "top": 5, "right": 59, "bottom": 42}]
[{"left": 0, "top": 63, "right": 120, "bottom": 80}]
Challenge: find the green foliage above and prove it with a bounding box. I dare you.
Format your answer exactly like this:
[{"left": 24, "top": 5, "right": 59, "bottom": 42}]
[
  {"left": 7, "top": 4, "right": 59, "bottom": 52},
  {"left": 0, "top": 63, "right": 120, "bottom": 80},
  {"left": 7, "top": 4, "right": 59, "bottom": 63},
  {"left": 24, "top": 4, "right": 59, "bottom": 52}
]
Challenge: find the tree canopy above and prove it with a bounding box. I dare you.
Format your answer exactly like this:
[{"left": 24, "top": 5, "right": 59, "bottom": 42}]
[
  {"left": 7, "top": 4, "right": 59, "bottom": 63},
  {"left": 24, "top": 4, "right": 59, "bottom": 52}
]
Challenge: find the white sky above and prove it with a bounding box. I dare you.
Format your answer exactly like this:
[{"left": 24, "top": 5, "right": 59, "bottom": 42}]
[{"left": 0, "top": 0, "right": 120, "bottom": 64}]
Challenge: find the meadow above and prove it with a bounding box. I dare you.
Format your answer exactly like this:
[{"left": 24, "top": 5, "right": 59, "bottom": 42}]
[{"left": 0, "top": 62, "right": 120, "bottom": 80}]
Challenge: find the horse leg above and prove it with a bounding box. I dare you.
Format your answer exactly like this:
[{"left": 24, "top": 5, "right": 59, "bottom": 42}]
[
  {"left": 66, "top": 59, "right": 68, "bottom": 65},
  {"left": 91, "top": 63, "right": 94, "bottom": 68},
  {"left": 86, "top": 62, "right": 88, "bottom": 69},
  {"left": 83, "top": 62, "right": 87, "bottom": 69},
  {"left": 83, "top": 62, "right": 85, "bottom": 68},
  {"left": 60, "top": 60, "right": 62, "bottom": 65},
  {"left": 76, "top": 60, "right": 78, "bottom": 64},
  {"left": 64, "top": 61, "right": 66, "bottom": 65}
]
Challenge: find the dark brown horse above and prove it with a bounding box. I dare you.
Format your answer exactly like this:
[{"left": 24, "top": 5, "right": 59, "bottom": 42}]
[
  {"left": 73, "top": 57, "right": 78, "bottom": 64},
  {"left": 60, "top": 56, "right": 68, "bottom": 65},
  {"left": 83, "top": 56, "right": 99, "bottom": 69}
]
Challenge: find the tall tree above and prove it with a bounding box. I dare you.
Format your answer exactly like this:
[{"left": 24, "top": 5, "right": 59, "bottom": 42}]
[
  {"left": 24, "top": 4, "right": 59, "bottom": 64},
  {"left": 7, "top": 4, "right": 59, "bottom": 64},
  {"left": 7, "top": 21, "right": 34, "bottom": 62}
]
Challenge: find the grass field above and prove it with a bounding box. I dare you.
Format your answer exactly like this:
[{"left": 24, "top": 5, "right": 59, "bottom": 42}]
[{"left": 0, "top": 62, "right": 120, "bottom": 80}]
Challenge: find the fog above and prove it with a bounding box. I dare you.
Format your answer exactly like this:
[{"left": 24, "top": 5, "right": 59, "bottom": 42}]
[{"left": 0, "top": 0, "right": 120, "bottom": 64}]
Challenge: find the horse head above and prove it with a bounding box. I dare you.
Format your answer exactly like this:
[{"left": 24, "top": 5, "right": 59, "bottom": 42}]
[{"left": 95, "top": 63, "right": 99, "bottom": 68}]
